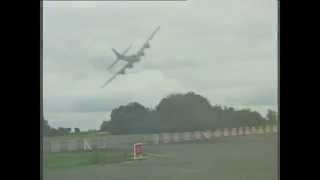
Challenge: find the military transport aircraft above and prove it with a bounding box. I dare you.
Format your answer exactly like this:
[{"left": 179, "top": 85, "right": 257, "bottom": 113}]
[{"left": 101, "top": 26, "right": 160, "bottom": 88}]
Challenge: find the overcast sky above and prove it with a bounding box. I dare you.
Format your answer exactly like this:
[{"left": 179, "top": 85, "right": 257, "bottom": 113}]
[{"left": 43, "top": 0, "right": 278, "bottom": 131}]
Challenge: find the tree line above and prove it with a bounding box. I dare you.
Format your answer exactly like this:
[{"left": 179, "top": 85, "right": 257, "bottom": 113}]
[
  {"left": 43, "top": 119, "right": 80, "bottom": 137},
  {"left": 100, "top": 92, "right": 278, "bottom": 134}
]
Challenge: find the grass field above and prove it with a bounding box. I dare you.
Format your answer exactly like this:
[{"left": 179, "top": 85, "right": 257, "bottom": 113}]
[
  {"left": 45, "top": 131, "right": 110, "bottom": 141},
  {"left": 43, "top": 134, "right": 278, "bottom": 180},
  {"left": 43, "top": 150, "right": 132, "bottom": 170}
]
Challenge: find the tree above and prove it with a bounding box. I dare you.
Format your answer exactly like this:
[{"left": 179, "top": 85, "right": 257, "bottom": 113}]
[
  {"left": 43, "top": 119, "right": 51, "bottom": 137},
  {"left": 103, "top": 91, "right": 269, "bottom": 134},
  {"left": 100, "top": 121, "right": 111, "bottom": 132},
  {"left": 55, "top": 127, "right": 71, "bottom": 136},
  {"left": 266, "top": 109, "right": 278, "bottom": 125},
  {"left": 156, "top": 92, "right": 215, "bottom": 132},
  {"left": 108, "top": 102, "right": 150, "bottom": 134},
  {"left": 42, "top": 118, "right": 74, "bottom": 136},
  {"left": 74, "top": 128, "right": 80, "bottom": 134}
]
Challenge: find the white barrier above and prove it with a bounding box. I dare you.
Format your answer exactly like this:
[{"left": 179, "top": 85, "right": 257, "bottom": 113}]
[
  {"left": 265, "top": 125, "right": 271, "bottom": 133},
  {"left": 272, "top": 125, "right": 278, "bottom": 133},
  {"left": 245, "top": 127, "right": 251, "bottom": 135},
  {"left": 182, "top": 132, "right": 192, "bottom": 141},
  {"left": 201, "top": 130, "right": 213, "bottom": 139},
  {"left": 172, "top": 133, "right": 181, "bottom": 143},
  {"left": 50, "top": 141, "right": 61, "bottom": 153},
  {"left": 160, "top": 133, "right": 171, "bottom": 144},
  {"left": 223, "top": 128, "right": 229, "bottom": 136},
  {"left": 44, "top": 126, "right": 278, "bottom": 152},
  {"left": 257, "top": 126, "right": 264, "bottom": 134},
  {"left": 66, "top": 139, "right": 81, "bottom": 151},
  {"left": 60, "top": 140, "right": 69, "bottom": 152},
  {"left": 83, "top": 139, "right": 92, "bottom": 151},
  {"left": 152, "top": 134, "right": 160, "bottom": 144},
  {"left": 251, "top": 126, "right": 257, "bottom": 134},
  {"left": 238, "top": 127, "right": 244, "bottom": 135},
  {"left": 192, "top": 131, "right": 202, "bottom": 140},
  {"left": 214, "top": 129, "right": 222, "bottom": 137},
  {"left": 231, "top": 128, "right": 237, "bottom": 136}
]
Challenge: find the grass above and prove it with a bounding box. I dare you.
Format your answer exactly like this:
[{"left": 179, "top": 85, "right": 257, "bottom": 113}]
[
  {"left": 45, "top": 131, "right": 110, "bottom": 141},
  {"left": 43, "top": 149, "right": 132, "bottom": 170},
  {"left": 44, "top": 134, "right": 278, "bottom": 180}
]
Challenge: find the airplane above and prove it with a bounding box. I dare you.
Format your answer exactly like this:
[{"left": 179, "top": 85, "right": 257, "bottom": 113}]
[
  {"left": 101, "top": 61, "right": 133, "bottom": 88},
  {"left": 101, "top": 26, "right": 160, "bottom": 88},
  {"left": 107, "top": 26, "right": 160, "bottom": 71},
  {"left": 106, "top": 44, "right": 132, "bottom": 70}
]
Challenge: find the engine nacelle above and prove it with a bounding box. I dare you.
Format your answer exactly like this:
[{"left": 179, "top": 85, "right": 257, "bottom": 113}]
[
  {"left": 138, "top": 51, "right": 145, "bottom": 56},
  {"left": 144, "top": 43, "right": 150, "bottom": 48}
]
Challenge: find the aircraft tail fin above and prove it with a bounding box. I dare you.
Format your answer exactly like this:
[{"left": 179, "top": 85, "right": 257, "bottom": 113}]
[{"left": 112, "top": 48, "right": 122, "bottom": 59}]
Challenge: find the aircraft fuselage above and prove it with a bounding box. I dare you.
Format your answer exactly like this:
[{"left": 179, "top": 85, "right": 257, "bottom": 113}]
[{"left": 120, "top": 54, "right": 141, "bottom": 63}]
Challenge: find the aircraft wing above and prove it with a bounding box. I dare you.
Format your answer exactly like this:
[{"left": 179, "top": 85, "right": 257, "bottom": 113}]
[
  {"left": 107, "top": 44, "right": 132, "bottom": 70},
  {"left": 137, "top": 26, "right": 160, "bottom": 56},
  {"left": 101, "top": 62, "right": 132, "bottom": 88}
]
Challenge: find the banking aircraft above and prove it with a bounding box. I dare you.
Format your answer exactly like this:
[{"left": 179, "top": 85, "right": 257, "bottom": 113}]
[{"left": 101, "top": 26, "right": 160, "bottom": 88}]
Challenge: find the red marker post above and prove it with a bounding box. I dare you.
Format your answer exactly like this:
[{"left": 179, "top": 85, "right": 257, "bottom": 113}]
[{"left": 133, "top": 143, "right": 144, "bottom": 160}]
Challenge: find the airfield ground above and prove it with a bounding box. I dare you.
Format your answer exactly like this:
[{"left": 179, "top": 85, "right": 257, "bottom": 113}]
[{"left": 43, "top": 133, "right": 278, "bottom": 180}]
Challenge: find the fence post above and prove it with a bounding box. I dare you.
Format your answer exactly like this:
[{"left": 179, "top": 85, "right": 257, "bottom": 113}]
[
  {"left": 214, "top": 129, "right": 222, "bottom": 138},
  {"left": 265, "top": 125, "right": 271, "bottom": 133},
  {"left": 231, "top": 128, "right": 237, "bottom": 136},
  {"left": 238, "top": 127, "right": 243, "bottom": 135},
  {"left": 272, "top": 125, "right": 278, "bottom": 133},
  {"left": 245, "top": 126, "right": 251, "bottom": 135}
]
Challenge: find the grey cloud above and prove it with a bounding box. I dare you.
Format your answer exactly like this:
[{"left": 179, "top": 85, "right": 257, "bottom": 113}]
[
  {"left": 72, "top": 72, "right": 89, "bottom": 81},
  {"left": 224, "top": 86, "right": 277, "bottom": 106},
  {"left": 44, "top": 96, "right": 133, "bottom": 113}
]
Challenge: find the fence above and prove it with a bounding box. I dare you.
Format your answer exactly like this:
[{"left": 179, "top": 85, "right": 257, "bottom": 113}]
[{"left": 43, "top": 125, "right": 278, "bottom": 153}]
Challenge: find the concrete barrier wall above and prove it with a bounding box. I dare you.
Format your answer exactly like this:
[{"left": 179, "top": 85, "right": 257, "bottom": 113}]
[
  {"left": 44, "top": 125, "right": 278, "bottom": 153},
  {"left": 258, "top": 126, "right": 264, "bottom": 134},
  {"left": 50, "top": 141, "right": 61, "bottom": 153},
  {"left": 231, "top": 128, "right": 237, "bottom": 136},
  {"left": 238, "top": 127, "right": 244, "bottom": 135},
  {"left": 201, "top": 130, "right": 213, "bottom": 139},
  {"left": 251, "top": 127, "right": 257, "bottom": 134},
  {"left": 152, "top": 134, "right": 160, "bottom": 144},
  {"left": 245, "top": 126, "right": 252, "bottom": 135},
  {"left": 223, "top": 128, "right": 229, "bottom": 137},
  {"left": 272, "top": 125, "right": 278, "bottom": 133},
  {"left": 192, "top": 131, "right": 202, "bottom": 140},
  {"left": 214, "top": 129, "right": 222, "bottom": 138},
  {"left": 265, "top": 125, "right": 271, "bottom": 133},
  {"left": 160, "top": 133, "right": 171, "bottom": 144},
  {"left": 182, "top": 132, "right": 192, "bottom": 141}
]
